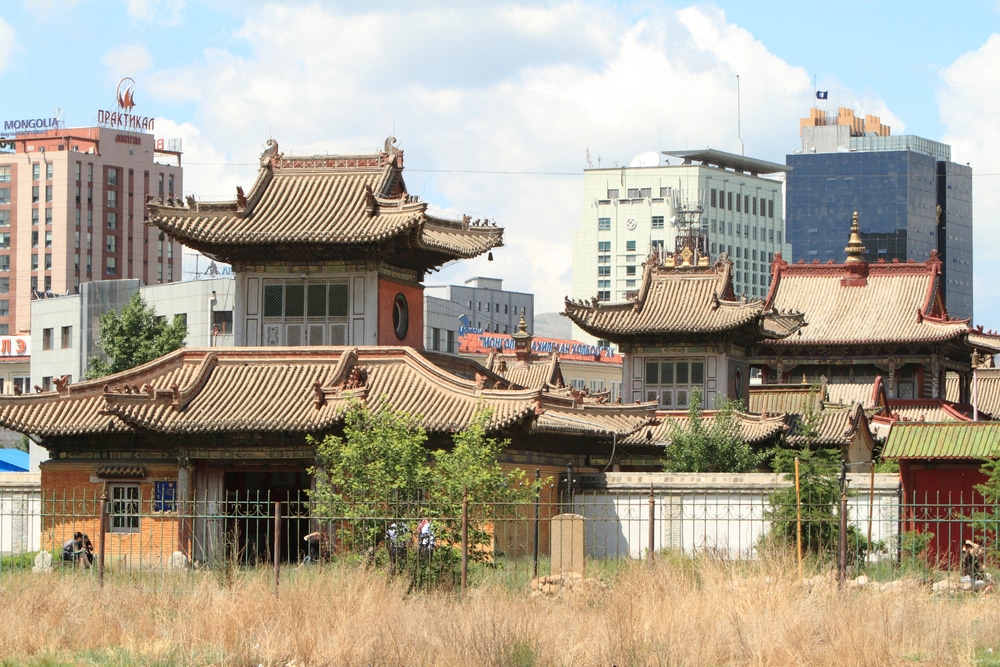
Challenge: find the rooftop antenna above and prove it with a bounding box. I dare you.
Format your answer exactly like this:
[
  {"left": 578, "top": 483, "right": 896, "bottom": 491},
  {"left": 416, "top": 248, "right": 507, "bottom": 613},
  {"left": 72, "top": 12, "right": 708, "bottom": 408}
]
[{"left": 736, "top": 74, "right": 744, "bottom": 156}]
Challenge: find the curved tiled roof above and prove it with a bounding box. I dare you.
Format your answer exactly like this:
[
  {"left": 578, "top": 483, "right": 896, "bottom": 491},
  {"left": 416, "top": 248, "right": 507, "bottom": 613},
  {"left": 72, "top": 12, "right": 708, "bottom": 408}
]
[
  {"left": 622, "top": 410, "right": 787, "bottom": 446},
  {"left": 763, "top": 254, "right": 969, "bottom": 346},
  {"left": 947, "top": 369, "right": 1000, "bottom": 417},
  {"left": 533, "top": 403, "right": 658, "bottom": 437},
  {"left": 786, "top": 404, "right": 869, "bottom": 447},
  {"left": 147, "top": 144, "right": 502, "bottom": 269},
  {"left": 0, "top": 347, "right": 654, "bottom": 441},
  {"left": 564, "top": 260, "right": 802, "bottom": 342},
  {"left": 486, "top": 352, "right": 562, "bottom": 390},
  {"left": 825, "top": 382, "right": 877, "bottom": 408},
  {"left": 749, "top": 383, "right": 825, "bottom": 415}
]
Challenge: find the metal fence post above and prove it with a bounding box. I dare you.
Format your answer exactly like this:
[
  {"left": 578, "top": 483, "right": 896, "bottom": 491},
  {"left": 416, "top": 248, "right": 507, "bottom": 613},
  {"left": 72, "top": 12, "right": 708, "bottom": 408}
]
[
  {"left": 98, "top": 492, "right": 107, "bottom": 588},
  {"left": 533, "top": 469, "right": 540, "bottom": 579},
  {"left": 838, "top": 462, "right": 848, "bottom": 588},
  {"left": 461, "top": 491, "right": 469, "bottom": 596},
  {"left": 648, "top": 483, "right": 655, "bottom": 562},
  {"left": 273, "top": 501, "right": 281, "bottom": 598}
]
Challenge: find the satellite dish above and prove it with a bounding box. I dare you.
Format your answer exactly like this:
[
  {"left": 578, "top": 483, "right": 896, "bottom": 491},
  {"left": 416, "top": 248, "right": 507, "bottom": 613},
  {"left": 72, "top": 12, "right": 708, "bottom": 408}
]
[{"left": 628, "top": 151, "right": 661, "bottom": 168}]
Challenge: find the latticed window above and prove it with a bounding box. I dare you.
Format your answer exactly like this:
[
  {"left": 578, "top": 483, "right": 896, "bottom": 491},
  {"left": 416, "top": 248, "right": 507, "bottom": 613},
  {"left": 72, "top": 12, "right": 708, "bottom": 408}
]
[
  {"left": 644, "top": 358, "right": 706, "bottom": 409},
  {"left": 111, "top": 485, "right": 141, "bottom": 533}
]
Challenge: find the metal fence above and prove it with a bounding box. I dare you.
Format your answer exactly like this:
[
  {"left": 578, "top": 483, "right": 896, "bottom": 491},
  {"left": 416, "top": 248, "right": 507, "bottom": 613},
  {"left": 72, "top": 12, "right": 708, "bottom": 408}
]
[{"left": 2, "top": 486, "right": 999, "bottom": 585}]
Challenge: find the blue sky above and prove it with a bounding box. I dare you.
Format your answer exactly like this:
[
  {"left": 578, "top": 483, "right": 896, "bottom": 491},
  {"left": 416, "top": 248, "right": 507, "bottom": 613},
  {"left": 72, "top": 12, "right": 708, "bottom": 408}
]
[{"left": 2, "top": 1, "right": 1000, "bottom": 326}]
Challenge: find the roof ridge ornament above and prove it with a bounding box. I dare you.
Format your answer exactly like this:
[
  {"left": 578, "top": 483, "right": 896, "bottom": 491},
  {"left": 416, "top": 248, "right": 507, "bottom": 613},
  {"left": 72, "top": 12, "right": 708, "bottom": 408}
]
[
  {"left": 260, "top": 138, "right": 283, "bottom": 168},
  {"left": 844, "top": 211, "right": 867, "bottom": 264}
]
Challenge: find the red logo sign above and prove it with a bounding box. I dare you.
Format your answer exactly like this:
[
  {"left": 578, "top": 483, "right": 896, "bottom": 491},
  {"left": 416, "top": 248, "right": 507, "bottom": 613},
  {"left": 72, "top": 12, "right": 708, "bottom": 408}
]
[{"left": 116, "top": 78, "right": 136, "bottom": 112}]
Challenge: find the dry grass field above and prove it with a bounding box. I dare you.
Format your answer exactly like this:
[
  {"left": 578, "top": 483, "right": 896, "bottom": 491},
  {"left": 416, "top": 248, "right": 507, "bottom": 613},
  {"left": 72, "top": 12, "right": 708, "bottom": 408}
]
[{"left": 1, "top": 554, "right": 999, "bottom": 666}]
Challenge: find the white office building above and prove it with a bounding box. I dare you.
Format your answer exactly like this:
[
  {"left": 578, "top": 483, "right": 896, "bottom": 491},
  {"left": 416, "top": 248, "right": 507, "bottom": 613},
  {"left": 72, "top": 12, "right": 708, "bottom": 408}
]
[{"left": 572, "top": 149, "right": 791, "bottom": 343}]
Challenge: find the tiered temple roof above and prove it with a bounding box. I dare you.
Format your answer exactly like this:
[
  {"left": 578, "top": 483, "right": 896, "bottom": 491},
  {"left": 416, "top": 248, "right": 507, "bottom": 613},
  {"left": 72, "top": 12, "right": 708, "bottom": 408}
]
[
  {"left": 564, "top": 256, "right": 804, "bottom": 346},
  {"left": 0, "top": 347, "right": 655, "bottom": 445},
  {"left": 761, "top": 216, "right": 970, "bottom": 348},
  {"left": 146, "top": 138, "right": 503, "bottom": 272}
]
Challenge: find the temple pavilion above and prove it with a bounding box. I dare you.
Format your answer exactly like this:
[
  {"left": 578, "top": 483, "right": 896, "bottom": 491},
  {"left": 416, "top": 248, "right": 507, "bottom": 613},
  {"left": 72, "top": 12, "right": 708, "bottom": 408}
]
[{"left": 0, "top": 138, "right": 657, "bottom": 563}]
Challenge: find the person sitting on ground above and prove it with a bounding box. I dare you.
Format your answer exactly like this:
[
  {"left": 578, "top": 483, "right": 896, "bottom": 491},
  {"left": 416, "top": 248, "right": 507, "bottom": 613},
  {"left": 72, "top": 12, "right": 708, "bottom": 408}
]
[
  {"left": 962, "top": 539, "right": 985, "bottom": 580},
  {"left": 61, "top": 532, "right": 93, "bottom": 568}
]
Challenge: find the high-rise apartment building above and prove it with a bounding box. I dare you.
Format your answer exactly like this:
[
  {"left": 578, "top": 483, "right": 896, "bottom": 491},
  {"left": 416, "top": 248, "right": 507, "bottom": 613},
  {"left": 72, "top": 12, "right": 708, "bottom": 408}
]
[
  {"left": 572, "top": 149, "right": 791, "bottom": 342},
  {"left": 0, "top": 125, "right": 183, "bottom": 334},
  {"left": 786, "top": 107, "right": 973, "bottom": 320}
]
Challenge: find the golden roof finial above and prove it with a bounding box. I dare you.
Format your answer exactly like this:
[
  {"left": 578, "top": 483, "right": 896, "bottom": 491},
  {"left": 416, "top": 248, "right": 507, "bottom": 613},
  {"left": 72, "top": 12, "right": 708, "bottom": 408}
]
[{"left": 844, "top": 211, "right": 867, "bottom": 264}]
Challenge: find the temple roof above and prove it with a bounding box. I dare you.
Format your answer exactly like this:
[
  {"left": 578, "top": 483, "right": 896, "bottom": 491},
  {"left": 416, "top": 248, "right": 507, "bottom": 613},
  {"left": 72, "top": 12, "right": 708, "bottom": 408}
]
[
  {"left": 947, "top": 368, "right": 1000, "bottom": 417},
  {"left": 484, "top": 350, "right": 564, "bottom": 390},
  {"left": 146, "top": 138, "right": 503, "bottom": 271},
  {"left": 882, "top": 421, "right": 1000, "bottom": 460},
  {"left": 785, "top": 404, "right": 872, "bottom": 448},
  {"left": 564, "top": 258, "right": 804, "bottom": 345},
  {"left": 0, "top": 347, "right": 654, "bottom": 442},
  {"left": 762, "top": 250, "right": 969, "bottom": 347},
  {"left": 622, "top": 409, "right": 788, "bottom": 447}
]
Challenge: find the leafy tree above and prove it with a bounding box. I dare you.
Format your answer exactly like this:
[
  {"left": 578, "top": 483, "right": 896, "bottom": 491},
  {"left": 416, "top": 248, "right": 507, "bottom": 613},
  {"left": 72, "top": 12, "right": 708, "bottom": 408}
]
[
  {"left": 85, "top": 293, "right": 187, "bottom": 378},
  {"left": 309, "top": 402, "right": 544, "bottom": 587},
  {"left": 968, "top": 457, "right": 1000, "bottom": 561},
  {"left": 14, "top": 434, "right": 29, "bottom": 453},
  {"left": 308, "top": 401, "right": 431, "bottom": 553},
  {"left": 661, "top": 388, "right": 764, "bottom": 473}
]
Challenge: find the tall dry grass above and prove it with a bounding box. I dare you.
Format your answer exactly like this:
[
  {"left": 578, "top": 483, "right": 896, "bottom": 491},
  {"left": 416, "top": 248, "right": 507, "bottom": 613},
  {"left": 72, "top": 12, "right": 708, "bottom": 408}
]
[{"left": 1, "top": 554, "right": 999, "bottom": 666}]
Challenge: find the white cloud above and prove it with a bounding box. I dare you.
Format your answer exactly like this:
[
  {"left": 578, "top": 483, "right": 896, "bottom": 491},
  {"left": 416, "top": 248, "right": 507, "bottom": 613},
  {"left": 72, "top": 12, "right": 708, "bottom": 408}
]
[
  {"left": 102, "top": 44, "right": 154, "bottom": 79},
  {"left": 0, "top": 17, "right": 16, "bottom": 74},
  {"left": 940, "top": 34, "right": 1000, "bottom": 326},
  {"left": 149, "top": 3, "right": 892, "bottom": 314},
  {"left": 125, "top": 0, "right": 185, "bottom": 25}
]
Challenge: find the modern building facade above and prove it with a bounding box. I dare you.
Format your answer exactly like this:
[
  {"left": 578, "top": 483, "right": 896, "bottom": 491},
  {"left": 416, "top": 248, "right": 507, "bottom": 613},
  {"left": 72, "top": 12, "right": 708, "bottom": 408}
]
[
  {"left": 572, "top": 149, "right": 791, "bottom": 342},
  {"left": 786, "top": 107, "right": 973, "bottom": 320},
  {"left": 423, "top": 276, "right": 533, "bottom": 354},
  {"left": 0, "top": 125, "right": 184, "bottom": 335},
  {"left": 29, "top": 277, "right": 235, "bottom": 390}
]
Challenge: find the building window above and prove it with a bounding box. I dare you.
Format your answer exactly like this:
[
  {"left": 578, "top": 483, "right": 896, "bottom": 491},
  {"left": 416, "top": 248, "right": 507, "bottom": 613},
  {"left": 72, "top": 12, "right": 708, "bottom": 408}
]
[
  {"left": 32, "top": 186, "right": 39, "bottom": 203},
  {"left": 768, "top": 200, "right": 774, "bottom": 218},
  {"left": 626, "top": 266, "right": 636, "bottom": 276},
  {"left": 627, "top": 188, "right": 639, "bottom": 198},
  {"left": 43, "top": 328, "right": 53, "bottom": 350},
  {"left": 31, "top": 254, "right": 38, "bottom": 270},
  {"left": 110, "top": 485, "right": 141, "bottom": 533},
  {"left": 45, "top": 185, "right": 52, "bottom": 202},
  {"left": 777, "top": 231, "right": 782, "bottom": 244},
  {"left": 0, "top": 211, "right": 7, "bottom": 227},
  {"left": 651, "top": 216, "right": 664, "bottom": 229},
  {"left": 736, "top": 195, "right": 741, "bottom": 213},
  {"left": 431, "top": 327, "right": 441, "bottom": 351},
  {"left": 0, "top": 233, "right": 8, "bottom": 250},
  {"left": 597, "top": 266, "right": 611, "bottom": 277},
  {"left": 107, "top": 212, "right": 117, "bottom": 230},
  {"left": 32, "top": 164, "right": 40, "bottom": 181},
  {"left": 108, "top": 169, "right": 118, "bottom": 187},
  {"left": 61, "top": 326, "right": 72, "bottom": 348},
  {"left": 0, "top": 188, "right": 8, "bottom": 205},
  {"left": 44, "top": 254, "right": 51, "bottom": 270},
  {"left": 597, "top": 290, "right": 610, "bottom": 301},
  {"left": 212, "top": 311, "right": 233, "bottom": 335},
  {"left": 644, "top": 358, "right": 705, "bottom": 408},
  {"left": 0, "top": 278, "right": 8, "bottom": 293},
  {"left": 597, "top": 279, "right": 610, "bottom": 288},
  {"left": 598, "top": 217, "right": 611, "bottom": 231},
  {"left": 639, "top": 187, "right": 651, "bottom": 198},
  {"left": 45, "top": 208, "right": 52, "bottom": 225},
  {"left": 0, "top": 256, "right": 8, "bottom": 272},
  {"left": 446, "top": 330, "right": 455, "bottom": 353},
  {"left": 0, "top": 166, "right": 9, "bottom": 182},
  {"left": 0, "top": 300, "right": 7, "bottom": 316},
  {"left": 75, "top": 162, "right": 81, "bottom": 180},
  {"left": 46, "top": 163, "right": 53, "bottom": 180},
  {"left": 607, "top": 188, "right": 619, "bottom": 199},
  {"left": 107, "top": 236, "right": 117, "bottom": 253},
  {"left": 106, "top": 257, "right": 117, "bottom": 275},
  {"left": 626, "top": 240, "right": 636, "bottom": 252},
  {"left": 598, "top": 241, "right": 610, "bottom": 252},
  {"left": 107, "top": 191, "right": 117, "bottom": 208},
  {"left": 597, "top": 254, "right": 610, "bottom": 264},
  {"left": 45, "top": 231, "right": 52, "bottom": 248},
  {"left": 753, "top": 197, "right": 758, "bottom": 216},
  {"left": 727, "top": 192, "right": 733, "bottom": 211}
]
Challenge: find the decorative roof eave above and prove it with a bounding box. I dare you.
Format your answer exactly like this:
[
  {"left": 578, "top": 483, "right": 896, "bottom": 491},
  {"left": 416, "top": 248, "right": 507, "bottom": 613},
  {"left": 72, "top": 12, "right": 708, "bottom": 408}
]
[
  {"left": 760, "top": 326, "right": 970, "bottom": 348},
  {"left": 624, "top": 410, "right": 788, "bottom": 446}
]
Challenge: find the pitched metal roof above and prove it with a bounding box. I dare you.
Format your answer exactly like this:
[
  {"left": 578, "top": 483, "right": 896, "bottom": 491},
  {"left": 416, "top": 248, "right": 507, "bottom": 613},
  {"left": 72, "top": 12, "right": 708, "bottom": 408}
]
[
  {"left": 564, "top": 259, "right": 803, "bottom": 344},
  {"left": 882, "top": 422, "right": 1000, "bottom": 459}
]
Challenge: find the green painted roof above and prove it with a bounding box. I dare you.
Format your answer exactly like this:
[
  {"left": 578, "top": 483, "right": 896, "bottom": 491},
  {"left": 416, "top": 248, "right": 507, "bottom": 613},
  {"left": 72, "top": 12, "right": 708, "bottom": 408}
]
[{"left": 882, "top": 422, "right": 1000, "bottom": 460}]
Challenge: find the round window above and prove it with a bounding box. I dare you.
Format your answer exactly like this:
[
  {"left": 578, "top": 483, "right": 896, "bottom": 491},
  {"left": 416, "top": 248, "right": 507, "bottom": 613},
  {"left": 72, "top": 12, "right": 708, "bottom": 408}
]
[
  {"left": 392, "top": 293, "right": 409, "bottom": 340},
  {"left": 734, "top": 367, "right": 744, "bottom": 400}
]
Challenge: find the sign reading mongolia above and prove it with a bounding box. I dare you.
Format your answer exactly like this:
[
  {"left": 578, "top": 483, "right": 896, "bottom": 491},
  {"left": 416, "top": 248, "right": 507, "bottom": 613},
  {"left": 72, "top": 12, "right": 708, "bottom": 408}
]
[
  {"left": 460, "top": 331, "right": 620, "bottom": 364},
  {"left": 0, "top": 336, "right": 30, "bottom": 357},
  {"left": 98, "top": 77, "right": 154, "bottom": 132}
]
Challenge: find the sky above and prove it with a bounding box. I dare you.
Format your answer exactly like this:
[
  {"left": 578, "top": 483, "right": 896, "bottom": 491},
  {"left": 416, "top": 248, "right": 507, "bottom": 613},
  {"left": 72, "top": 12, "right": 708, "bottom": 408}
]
[{"left": 2, "top": 0, "right": 1000, "bottom": 326}]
